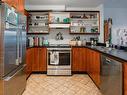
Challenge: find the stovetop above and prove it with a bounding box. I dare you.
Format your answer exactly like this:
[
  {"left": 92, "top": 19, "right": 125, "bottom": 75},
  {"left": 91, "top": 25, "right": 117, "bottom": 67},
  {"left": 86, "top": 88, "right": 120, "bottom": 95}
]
[
  {"left": 49, "top": 44, "right": 70, "bottom": 46},
  {"left": 47, "top": 44, "right": 71, "bottom": 50},
  {"left": 47, "top": 44, "right": 71, "bottom": 48}
]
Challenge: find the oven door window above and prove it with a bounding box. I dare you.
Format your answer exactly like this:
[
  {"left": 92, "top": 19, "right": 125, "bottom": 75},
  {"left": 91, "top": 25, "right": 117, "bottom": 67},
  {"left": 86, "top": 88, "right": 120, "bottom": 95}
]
[{"left": 59, "top": 53, "right": 70, "bottom": 65}]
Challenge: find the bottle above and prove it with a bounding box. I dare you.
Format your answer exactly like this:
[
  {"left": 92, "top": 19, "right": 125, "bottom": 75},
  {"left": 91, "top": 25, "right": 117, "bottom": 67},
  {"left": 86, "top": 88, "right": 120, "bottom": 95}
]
[
  {"left": 91, "top": 40, "right": 94, "bottom": 46},
  {"left": 57, "top": 17, "right": 60, "bottom": 23},
  {"left": 82, "top": 39, "right": 87, "bottom": 46}
]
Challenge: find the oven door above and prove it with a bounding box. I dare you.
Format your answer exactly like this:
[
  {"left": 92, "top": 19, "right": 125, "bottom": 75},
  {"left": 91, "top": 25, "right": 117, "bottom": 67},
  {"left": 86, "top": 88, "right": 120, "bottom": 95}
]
[{"left": 48, "top": 50, "right": 71, "bottom": 66}]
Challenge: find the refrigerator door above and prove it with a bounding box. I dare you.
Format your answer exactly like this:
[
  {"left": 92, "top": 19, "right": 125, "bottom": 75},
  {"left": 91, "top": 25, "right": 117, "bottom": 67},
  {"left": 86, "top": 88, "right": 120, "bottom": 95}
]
[
  {"left": 3, "top": 64, "right": 26, "bottom": 95},
  {"left": 4, "top": 5, "right": 19, "bottom": 77},
  {"left": 18, "top": 14, "right": 26, "bottom": 65}
]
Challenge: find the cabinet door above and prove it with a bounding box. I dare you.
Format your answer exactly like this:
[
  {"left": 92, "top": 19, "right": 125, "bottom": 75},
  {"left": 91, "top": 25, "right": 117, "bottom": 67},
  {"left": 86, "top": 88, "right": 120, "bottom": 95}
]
[
  {"left": 11, "top": 0, "right": 18, "bottom": 9},
  {"left": 26, "top": 49, "right": 30, "bottom": 76},
  {"left": 81, "top": 48, "right": 87, "bottom": 71},
  {"left": 39, "top": 48, "right": 47, "bottom": 72},
  {"left": 72, "top": 48, "right": 86, "bottom": 72},
  {"left": 2, "top": 0, "right": 11, "bottom": 6},
  {"left": 26, "top": 49, "right": 33, "bottom": 77},
  {"left": 2, "top": 0, "right": 24, "bottom": 14},
  {"left": 124, "top": 64, "right": 127, "bottom": 95},
  {"left": 72, "top": 48, "right": 81, "bottom": 71},
  {"left": 87, "top": 49, "right": 100, "bottom": 87},
  {"left": 3, "top": 0, "right": 18, "bottom": 9},
  {"left": 18, "top": 0, "right": 24, "bottom": 13},
  {"left": 32, "top": 48, "right": 40, "bottom": 71},
  {"left": 93, "top": 51, "right": 100, "bottom": 87}
]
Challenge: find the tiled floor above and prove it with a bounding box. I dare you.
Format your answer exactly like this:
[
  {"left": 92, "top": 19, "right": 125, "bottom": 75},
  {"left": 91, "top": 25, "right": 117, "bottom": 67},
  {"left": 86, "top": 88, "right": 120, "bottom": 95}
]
[{"left": 22, "top": 74, "right": 102, "bottom": 95}]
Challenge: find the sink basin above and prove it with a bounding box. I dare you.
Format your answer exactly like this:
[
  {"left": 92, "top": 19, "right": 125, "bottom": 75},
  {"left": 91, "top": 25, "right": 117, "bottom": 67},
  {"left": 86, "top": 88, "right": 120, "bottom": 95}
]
[{"left": 97, "top": 46, "right": 114, "bottom": 52}]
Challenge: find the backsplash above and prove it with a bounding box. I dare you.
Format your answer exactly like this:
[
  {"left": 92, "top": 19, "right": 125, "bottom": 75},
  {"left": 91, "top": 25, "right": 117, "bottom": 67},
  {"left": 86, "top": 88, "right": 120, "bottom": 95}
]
[{"left": 27, "top": 29, "right": 98, "bottom": 45}]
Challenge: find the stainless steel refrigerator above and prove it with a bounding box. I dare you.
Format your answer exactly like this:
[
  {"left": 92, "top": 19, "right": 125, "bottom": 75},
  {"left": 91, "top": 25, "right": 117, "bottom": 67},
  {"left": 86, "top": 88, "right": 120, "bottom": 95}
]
[{"left": 0, "top": 3, "right": 26, "bottom": 95}]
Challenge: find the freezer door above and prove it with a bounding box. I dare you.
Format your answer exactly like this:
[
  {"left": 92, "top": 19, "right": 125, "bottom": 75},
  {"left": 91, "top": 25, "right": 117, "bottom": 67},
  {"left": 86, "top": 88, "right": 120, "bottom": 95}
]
[{"left": 3, "top": 65, "right": 26, "bottom": 95}]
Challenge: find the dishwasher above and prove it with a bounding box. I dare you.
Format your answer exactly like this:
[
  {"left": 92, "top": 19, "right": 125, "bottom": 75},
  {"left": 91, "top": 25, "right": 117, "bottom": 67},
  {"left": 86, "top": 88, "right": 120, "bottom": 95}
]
[{"left": 100, "top": 55, "right": 123, "bottom": 95}]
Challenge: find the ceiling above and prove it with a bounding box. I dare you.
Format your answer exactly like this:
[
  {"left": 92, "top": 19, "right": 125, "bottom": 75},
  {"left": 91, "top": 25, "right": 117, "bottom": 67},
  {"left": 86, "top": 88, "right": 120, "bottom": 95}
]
[
  {"left": 25, "top": 0, "right": 103, "bottom": 7},
  {"left": 25, "top": 0, "right": 127, "bottom": 10}
]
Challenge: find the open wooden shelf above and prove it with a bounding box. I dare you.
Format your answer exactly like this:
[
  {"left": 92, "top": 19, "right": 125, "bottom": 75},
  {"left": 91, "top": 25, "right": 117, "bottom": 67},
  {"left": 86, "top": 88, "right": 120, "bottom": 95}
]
[
  {"left": 70, "top": 32, "right": 100, "bottom": 35},
  {"left": 27, "top": 32, "right": 49, "bottom": 35}
]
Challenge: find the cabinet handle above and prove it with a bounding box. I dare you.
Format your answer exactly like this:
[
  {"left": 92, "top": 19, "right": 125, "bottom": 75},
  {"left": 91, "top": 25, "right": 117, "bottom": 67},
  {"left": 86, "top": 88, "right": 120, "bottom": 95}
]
[{"left": 106, "top": 58, "right": 111, "bottom": 64}]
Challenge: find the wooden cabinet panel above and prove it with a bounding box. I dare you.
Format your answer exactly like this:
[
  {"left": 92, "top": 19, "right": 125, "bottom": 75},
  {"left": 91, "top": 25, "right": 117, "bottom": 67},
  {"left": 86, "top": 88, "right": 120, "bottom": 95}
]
[
  {"left": 32, "top": 48, "right": 47, "bottom": 72},
  {"left": 11, "top": 0, "right": 18, "bottom": 9},
  {"left": 26, "top": 48, "right": 47, "bottom": 73},
  {"left": 2, "top": 0, "right": 11, "bottom": 6},
  {"left": 26, "top": 49, "right": 30, "bottom": 76},
  {"left": 2, "top": 0, "right": 25, "bottom": 14},
  {"left": 72, "top": 48, "right": 86, "bottom": 72},
  {"left": 18, "top": 0, "right": 24, "bottom": 13},
  {"left": 39, "top": 48, "right": 47, "bottom": 72},
  {"left": 93, "top": 51, "right": 100, "bottom": 86},
  {"left": 26, "top": 48, "right": 33, "bottom": 77},
  {"left": 32, "top": 48, "right": 40, "bottom": 71},
  {"left": 124, "top": 63, "right": 127, "bottom": 95},
  {"left": 2, "top": 0, "right": 18, "bottom": 9},
  {"left": 86, "top": 49, "right": 100, "bottom": 87}
]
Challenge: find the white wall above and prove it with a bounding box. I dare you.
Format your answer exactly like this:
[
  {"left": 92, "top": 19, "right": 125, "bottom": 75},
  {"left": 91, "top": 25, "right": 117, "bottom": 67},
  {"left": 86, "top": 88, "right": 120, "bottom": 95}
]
[
  {"left": 104, "top": 8, "right": 127, "bottom": 45},
  {"left": 96, "top": 4, "right": 104, "bottom": 43}
]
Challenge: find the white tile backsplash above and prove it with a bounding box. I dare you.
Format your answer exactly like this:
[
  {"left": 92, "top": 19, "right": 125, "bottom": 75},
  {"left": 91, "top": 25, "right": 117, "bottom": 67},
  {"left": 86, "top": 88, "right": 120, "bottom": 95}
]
[
  {"left": 28, "top": 29, "right": 98, "bottom": 45},
  {"left": 48, "top": 39, "right": 70, "bottom": 45}
]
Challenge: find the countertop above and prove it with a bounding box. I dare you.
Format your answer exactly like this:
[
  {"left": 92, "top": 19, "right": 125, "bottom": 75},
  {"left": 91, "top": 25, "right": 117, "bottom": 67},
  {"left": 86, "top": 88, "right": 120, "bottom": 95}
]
[
  {"left": 85, "top": 46, "right": 127, "bottom": 62},
  {"left": 27, "top": 45, "right": 127, "bottom": 62}
]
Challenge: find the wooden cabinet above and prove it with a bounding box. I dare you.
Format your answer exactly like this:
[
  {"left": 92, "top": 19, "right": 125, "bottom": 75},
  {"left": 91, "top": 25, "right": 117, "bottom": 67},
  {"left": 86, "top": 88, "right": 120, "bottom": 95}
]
[
  {"left": 39, "top": 48, "right": 47, "bottom": 71},
  {"left": 86, "top": 49, "right": 100, "bottom": 87},
  {"left": 11, "top": 0, "right": 18, "bottom": 9},
  {"left": 26, "top": 48, "right": 34, "bottom": 77},
  {"left": 72, "top": 48, "right": 87, "bottom": 72},
  {"left": 2, "top": 0, "right": 25, "bottom": 14},
  {"left": 124, "top": 63, "right": 127, "bottom": 95},
  {"left": 2, "top": 0, "right": 12, "bottom": 7},
  {"left": 26, "top": 48, "right": 47, "bottom": 74},
  {"left": 18, "top": 0, "right": 24, "bottom": 13},
  {"left": 32, "top": 48, "right": 47, "bottom": 72},
  {"left": 32, "top": 48, "right": 40, "bottom": 71}
]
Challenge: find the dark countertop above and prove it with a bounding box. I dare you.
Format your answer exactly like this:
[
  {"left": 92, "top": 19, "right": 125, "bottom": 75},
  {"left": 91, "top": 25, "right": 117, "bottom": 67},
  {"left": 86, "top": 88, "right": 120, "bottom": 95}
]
[
  {"left": 27, "top": 45, "right": 71, "bottom": 49},
  {"left": 86, "top": 46, "right": 127, "bottom": 62},
  {"left": 27, "top": 45, "right": 127, "bottom": 62}
]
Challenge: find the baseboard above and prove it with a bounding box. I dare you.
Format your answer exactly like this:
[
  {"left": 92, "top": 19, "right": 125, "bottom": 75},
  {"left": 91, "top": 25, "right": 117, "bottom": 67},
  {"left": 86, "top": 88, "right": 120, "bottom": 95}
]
[
  {"left": 31, "top": 71, "right": 47, "bottom": 74},
  {"left": 72, "top": 71, "right": 87, "bottom": 74}
]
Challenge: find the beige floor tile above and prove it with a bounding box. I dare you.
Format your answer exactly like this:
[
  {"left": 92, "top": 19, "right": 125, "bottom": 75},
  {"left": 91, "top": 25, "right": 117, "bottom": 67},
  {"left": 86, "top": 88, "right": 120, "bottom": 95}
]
[{"left": 22, "top": 74, "right": 102, "bottom": 95}]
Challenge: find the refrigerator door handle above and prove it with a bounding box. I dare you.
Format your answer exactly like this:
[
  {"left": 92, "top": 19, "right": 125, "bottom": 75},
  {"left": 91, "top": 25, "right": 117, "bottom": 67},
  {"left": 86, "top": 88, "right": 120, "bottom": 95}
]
[
  {"left": 3, "top": 64, "right": 26, "bottom": 81},
  {"left": 15, "top": 58, "right": 19, "bottom": 65}
]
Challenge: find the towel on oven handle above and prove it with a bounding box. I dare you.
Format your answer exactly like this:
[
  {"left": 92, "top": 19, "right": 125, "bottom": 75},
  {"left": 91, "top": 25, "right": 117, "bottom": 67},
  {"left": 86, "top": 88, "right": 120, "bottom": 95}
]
[{"left": 50, "top": 51, "right": 59, "bottom": 65}]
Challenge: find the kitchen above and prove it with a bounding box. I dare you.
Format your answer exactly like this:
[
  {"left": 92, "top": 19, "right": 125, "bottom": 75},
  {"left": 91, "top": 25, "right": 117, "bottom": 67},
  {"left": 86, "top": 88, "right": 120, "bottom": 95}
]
[{"left": 0, "top": 0, "right": 127, "bottom": 95}]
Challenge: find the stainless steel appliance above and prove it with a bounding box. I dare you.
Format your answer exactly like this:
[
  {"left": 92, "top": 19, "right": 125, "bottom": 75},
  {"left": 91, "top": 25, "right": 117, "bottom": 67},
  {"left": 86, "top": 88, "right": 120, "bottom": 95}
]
[
  {"left": 100, "top": 55, "right": 123, "bottom": 95},
  {"left": 47, "top": 47, "right": 71, "bottom": 75},
  {"left": 0, "top": 3, "right": 26, "bottom": 95}
]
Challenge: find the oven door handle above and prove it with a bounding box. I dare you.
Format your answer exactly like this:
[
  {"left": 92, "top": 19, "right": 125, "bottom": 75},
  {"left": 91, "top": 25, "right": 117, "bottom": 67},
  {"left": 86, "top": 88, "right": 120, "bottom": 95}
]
[{"left": 48, "top": 51, "right": 70, "bottom": 53}]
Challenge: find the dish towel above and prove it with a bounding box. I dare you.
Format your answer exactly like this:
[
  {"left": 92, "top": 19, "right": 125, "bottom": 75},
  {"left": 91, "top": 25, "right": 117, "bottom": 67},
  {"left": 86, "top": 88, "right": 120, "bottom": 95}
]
[{"left": 50, "top": 51, "right": 59, "bottom": 65}]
